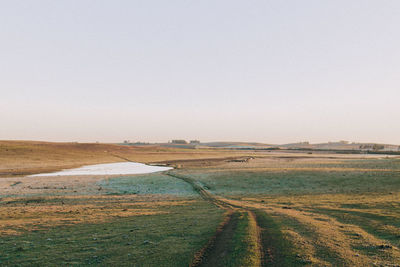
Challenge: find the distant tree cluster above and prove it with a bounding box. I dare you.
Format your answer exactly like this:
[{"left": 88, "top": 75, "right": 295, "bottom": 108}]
[
  {"left": 170, "top": 140, "right": 201, "bottom": 145},
  {"left": 359, "top": 144, "right": 385, "bottom": 151},
  {"left": 297, "top": 141, "right": 309, "bottom": 145},
  {"left": 122, "top": 140, "right": 150, "bottom": 145},
  {"left": 171, "top": 140, "right": 188, "bottom": 144}
]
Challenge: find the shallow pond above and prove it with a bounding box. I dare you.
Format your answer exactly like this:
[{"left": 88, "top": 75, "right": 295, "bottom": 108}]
[{"left": 30, "top": 162, "right": 172, "bottom": 176}]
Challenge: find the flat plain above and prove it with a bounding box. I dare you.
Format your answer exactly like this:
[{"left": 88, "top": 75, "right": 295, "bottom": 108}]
[{"left": 1, "top": 141, "right": 399, "bottom": 266}]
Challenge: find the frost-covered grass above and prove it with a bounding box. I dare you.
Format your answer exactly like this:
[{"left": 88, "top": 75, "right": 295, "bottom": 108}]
[
  {"left": 183, "top": 158, "right": 400, "bottom": 196},
  {"left": 99, "top": 173, "right": 196, "bottom": 196}
]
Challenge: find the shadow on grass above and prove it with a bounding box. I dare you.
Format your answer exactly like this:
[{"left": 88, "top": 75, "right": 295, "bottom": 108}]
[{"left": 253, "top": 210, "right": 303, "bottom": 267}]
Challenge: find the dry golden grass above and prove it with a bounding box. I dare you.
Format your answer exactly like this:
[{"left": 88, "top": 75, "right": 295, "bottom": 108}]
[
  {"left": 241, "top": 192, "right": 400, "bottom": 211},
  {"left": 2, "top": 143, "right": 400, "bottom": 266},
  {"left": 191, "top": 155, "right": 399, "bottom": 171},
  {"left": 0, "top": 194, "right": 195, "bottom": 236},
  {"left": 0, "top": 197, "right": 224, "bottom": 267},
  {"left": 245, "top": 212, "right": 262, "bottom": 267},
  {"left": 218, "top": 194, "right": 400, "bottom": 266},
  {"left": 0, "top": 140, "right": 257, "bottom": 177},
  {"left": 179, "top": 155, "right": 400, "bottom": 265},
  {"left": 283, "top": 228, "right": 331, "bottom": 266}
]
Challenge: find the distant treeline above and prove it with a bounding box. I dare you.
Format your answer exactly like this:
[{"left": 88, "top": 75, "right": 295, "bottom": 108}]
[
  {"left": 287, "top": 148, "right": 400, "bottom": 155},
  {"left": 227, "top": 147, "right": 400, "bottom": 155}
]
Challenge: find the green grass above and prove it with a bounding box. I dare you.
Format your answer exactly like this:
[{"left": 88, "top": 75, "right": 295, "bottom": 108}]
[
  {"left": 198, "top": 212, "right": 260, "bottom": 267},
  {"left": 176, "top": 158, "right": 400, "bottom": 265},
  {"left": 253, "top": 210, "right": 302, "bottom": 267},
  {"left": 0, "top": 199, "right": 224, "bottom": 266},
  {"left": 231, "top": 213, "right": 260, "bottom": 267},
  {"left": 3, "top": 157, "right": 400, "bottom": 266},
  {"left": 186, "top": 169, "right": 400, "bottom": 196},
  {"left": 219, "top": 212, "right": 260, "bottom": 267},
  {"left": 304, "top": 158, "right": 400, "bottom": 170}
]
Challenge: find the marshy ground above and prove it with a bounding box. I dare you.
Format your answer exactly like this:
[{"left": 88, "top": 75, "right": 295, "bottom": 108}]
[{"left": 1, "top": 142, "right": 400, "bottom": 266}]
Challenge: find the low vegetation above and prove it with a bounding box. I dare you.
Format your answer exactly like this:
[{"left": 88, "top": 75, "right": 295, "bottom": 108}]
[
  {"left": 0, "top": 196, "right": 224, "bottom": 266},
  {"left": 99, "top": 173, "right": 196, "bottom": 196},
  {"left": 0, "top": 140, "right": 256, "bottom": 177},
  {"left": 177, "top": 156, "right": 400, "bottom": 266},
  {"left": 1, "top": 142, "right": 400, "bottom": 266}
]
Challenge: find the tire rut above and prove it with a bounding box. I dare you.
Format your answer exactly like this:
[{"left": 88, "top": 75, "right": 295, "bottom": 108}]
[
  {"left": 166, "top": 172, "right": 263, "bottom": 267},
  {"left": 112, "top": 157, "right": 269, "bottom": 266},
  {"left": 191, "top": 211, "right": 238, "bottom": 267}
]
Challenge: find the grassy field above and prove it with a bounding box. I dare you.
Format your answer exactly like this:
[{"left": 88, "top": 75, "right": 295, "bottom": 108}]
[
  {"left": 1, "top": 141, "right": 400, "bottom": 266},
  {"left": 0, "top": 140, "right": 257, "bottom": 177},
  {"left": 0, "top": 196, "right": 224, "bottom": 266},
  {"left": 99, "top": 173, "right": 196, "bottom": 196},
  {"left": 174, "top": 156, "right": 400, "bottom": 266}
]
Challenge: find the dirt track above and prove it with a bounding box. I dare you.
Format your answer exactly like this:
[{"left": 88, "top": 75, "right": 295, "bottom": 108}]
[{"left": 166, "top": 172, "right": 266, "bottom": 267}]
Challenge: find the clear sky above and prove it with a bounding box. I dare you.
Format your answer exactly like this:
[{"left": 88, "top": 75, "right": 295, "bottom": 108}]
[{"left": 1, "top": 1, "right": 399, "bottom": 144}]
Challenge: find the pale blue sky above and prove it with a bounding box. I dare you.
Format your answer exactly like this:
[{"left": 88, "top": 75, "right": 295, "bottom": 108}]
[{"left": 1, "top": 1, "right": 399, "bottom": 144}]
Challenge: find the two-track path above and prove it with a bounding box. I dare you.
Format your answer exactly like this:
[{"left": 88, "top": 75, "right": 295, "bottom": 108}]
[
  {"left": 166, "top": 172, "right": 274, "bottom": 267},
  {"left": 109, "top": 153, "right": 275, "bottom": 266}
]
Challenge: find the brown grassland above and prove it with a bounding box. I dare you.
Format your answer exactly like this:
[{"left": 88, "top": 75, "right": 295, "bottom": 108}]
[
  {"left": 0, "top": 140, "right": 256, "bottom": 177},
  {"left": 1, "top": 141, "right": 400, "bottom": 266}
]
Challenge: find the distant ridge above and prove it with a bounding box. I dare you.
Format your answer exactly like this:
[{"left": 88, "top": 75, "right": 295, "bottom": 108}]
[{"left": 149, "top": 140, "right": 400, "bottom": 152}]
